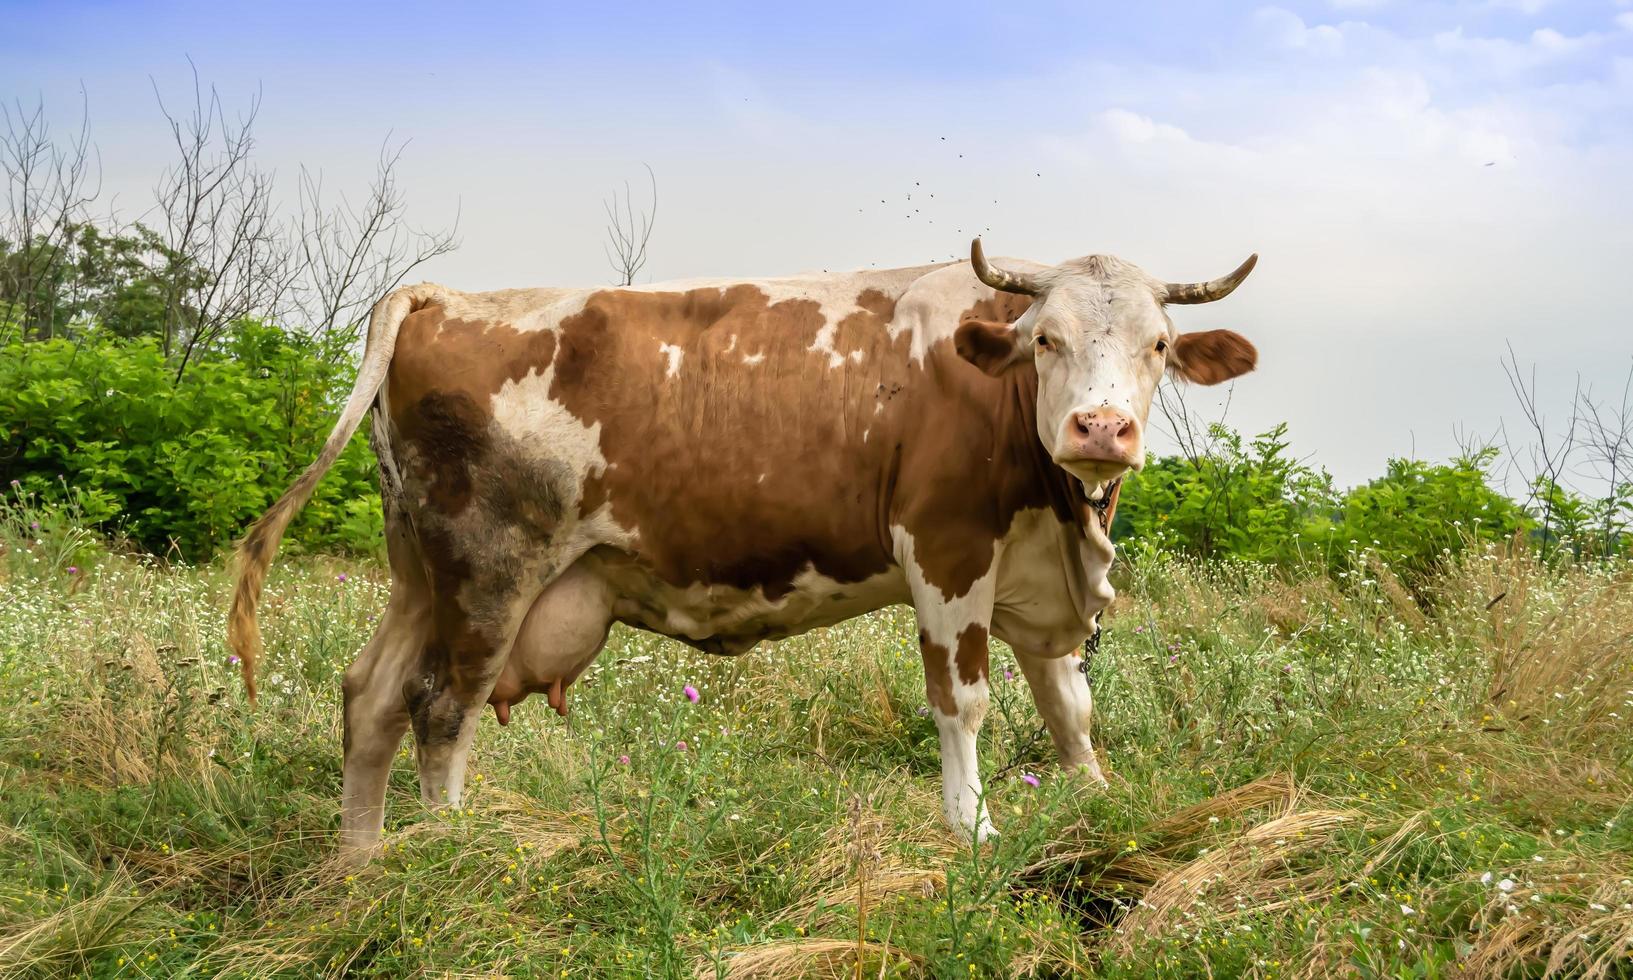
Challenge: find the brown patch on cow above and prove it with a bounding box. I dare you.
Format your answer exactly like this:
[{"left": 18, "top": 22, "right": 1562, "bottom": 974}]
[
  {"left": 920, "top": 636, "right": 958, "bottom": 717},
  {"left": 830, "top": 288, "right": 898, "bottom": 360},
  {"left": 549, "top": 285, "right": 910, "bottom": 600},
  {"left": 954, "top": 623, "right": 989, "bottom": 686},
  {"left": 1171, "top": 329, "right": 1257, "bottom": 386}
]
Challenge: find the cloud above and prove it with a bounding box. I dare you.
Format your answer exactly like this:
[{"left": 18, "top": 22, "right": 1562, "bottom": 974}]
[
  {"left": 1256, "top": 7, "right": 1349, "bottom": 56},
  {"left": 1618, "top": 12, "right": 1633, "bottom": 32},
  {"left": 1431, "top": 25, "right": 1604, "bottom": 73},
  {"left": 1328, "top": 0, "right": 1388, "bottom": 8}
]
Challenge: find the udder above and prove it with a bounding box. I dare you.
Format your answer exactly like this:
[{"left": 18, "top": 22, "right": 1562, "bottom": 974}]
[{"left": 487, "top": 562, "right": 614, "bottom": 725}]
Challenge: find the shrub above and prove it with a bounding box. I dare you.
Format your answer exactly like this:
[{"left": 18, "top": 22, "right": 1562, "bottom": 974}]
[
  {"left": 1115, "top": 423, "right": 1336, "bottom": 566},
  {"left": 1118, "top": 426, "right": 1533, "bottom": 577},
  {"left": 0, "top": 323, "right": 380, "bottom": 559},
  {"left": 1332, "top": 450, "right": 1527, "bottom": 576}
]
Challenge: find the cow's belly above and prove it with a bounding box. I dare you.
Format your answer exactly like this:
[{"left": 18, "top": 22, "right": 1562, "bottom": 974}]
[{"left": 583, "top": 548, "right": 909, "bottom": 653}]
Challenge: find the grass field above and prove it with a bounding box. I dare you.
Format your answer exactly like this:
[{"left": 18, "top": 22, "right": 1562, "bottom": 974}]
[{"left": 2, "top": 523, "right": 1631, "bottom": 977}]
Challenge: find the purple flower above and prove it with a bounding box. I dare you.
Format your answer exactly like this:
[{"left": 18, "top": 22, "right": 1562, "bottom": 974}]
[
  {"left": 28, "top": 521, "right": 38, "bottom": 531},
  {"left": 66, "top": 566, "right": 78, "bottom": 575},
  {"left": 683, "top": 685, "right": 699, "bottom": 703},
  {"left": 1134, "top": 625, "right": 1146, "bottom": 634},
  {"left": 674, "top": 740, "right": 688, "bottom": 752},
  {"left": 1169, "top": 654, "right": 1179, "bottom": 665},
  {"left": 1003, "top": 670, "right": 1013, "bottom": 681},
  {"left": 8, "top": 479, "right": 18, "bottom": 487},
  {"left": 618, "top": 754, "right": 631, "bottom": 765},
  {"left": 228, "top": 654, "right": 241, "bottom": 666},
  {"left": 916, "top": 706, "right": 929, "bottom": 717},
  {"left": 337, "top": 572, "right": 348, "bottom": 583},
  {"left": 1021, "top": 773, "right": 1041, "bottom": 788}
]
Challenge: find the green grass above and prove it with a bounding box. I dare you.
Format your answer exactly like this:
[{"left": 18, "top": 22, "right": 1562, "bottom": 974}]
[{"left": 2, "top": 516, "right": 1632, "bottom": 977}]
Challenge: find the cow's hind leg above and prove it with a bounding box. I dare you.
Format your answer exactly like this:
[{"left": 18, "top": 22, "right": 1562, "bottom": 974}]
[
  {"left": 406, "top": 581, "right": 538, "bottom": 808},
  {"left": 1014, "top": 646, "right": 1108, "bottom": 784},
  {"left": 339, "top": 598, "right": 426, "bottom": 860},
  {"left": 339, "top": 508, "right": 432, "bottom": 862}
]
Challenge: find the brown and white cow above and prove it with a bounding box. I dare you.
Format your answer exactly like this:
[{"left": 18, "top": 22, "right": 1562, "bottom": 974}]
[{"left": 228, "top": 240, "right": 1257, "bottom": 857}]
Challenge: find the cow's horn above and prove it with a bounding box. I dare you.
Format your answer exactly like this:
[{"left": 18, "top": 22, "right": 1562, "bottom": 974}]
[
  {"left": 970, "top": 238, "right": 1040, "bottom": 296},
  {"left": 1162, "top": 254, "right": 1259, "bottom": 305}
]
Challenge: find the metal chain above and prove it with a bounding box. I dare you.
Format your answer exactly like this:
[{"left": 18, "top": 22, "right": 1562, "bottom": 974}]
[
  {"left": 1079, "top": 621, "right": 1101, "bottom": 689},
  {"left": 1077, "top": 476, "right": 1118, "bottom": 691}
]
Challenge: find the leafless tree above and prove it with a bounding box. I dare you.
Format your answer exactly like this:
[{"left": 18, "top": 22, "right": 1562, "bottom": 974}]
[
  {"left": 287, "top": 139, "right": 459, "bottom": 347},
  {"left": 1500, "top": 343, "right": 1581, "bottom": 558},
  {"left": 1152, "top": 380, "right": 1230, "bottom": 466},
  {"left": 603, "top": 163, "right": 656, "bottom": 286},
  {"left": 0, "top": 91, "right": 99, "bottom": 340},
  {"left": 1573, "top": 360, "right": 1633, "bottom": 557},
  {"left": 149, "top": 65, "right": 289, "bottom": 378}
]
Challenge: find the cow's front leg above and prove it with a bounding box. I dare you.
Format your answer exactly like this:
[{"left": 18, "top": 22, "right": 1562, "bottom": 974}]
[
  {"left": 1014, "top": 646, "right": 1108, "bottom": 785},
  {"left": 899, "top": 532, "right": 999, "bottom": 842}
]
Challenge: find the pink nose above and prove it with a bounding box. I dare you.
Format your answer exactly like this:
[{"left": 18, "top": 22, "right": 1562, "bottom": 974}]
[{"left": 1065, "top": 409, "right": 1140, "bottom": 463}]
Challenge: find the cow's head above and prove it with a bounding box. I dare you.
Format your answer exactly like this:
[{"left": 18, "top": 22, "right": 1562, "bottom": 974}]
[{"left": 955, "top": 239, "right": 1259, "bottom": 486}]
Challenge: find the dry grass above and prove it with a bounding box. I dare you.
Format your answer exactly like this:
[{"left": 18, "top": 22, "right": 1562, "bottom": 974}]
[
  {"left": 1, "top": 538, "right": 1630, "bottom": 977},
  {"left": 700, "top": 938, "right": 921, "bottom": 979}
]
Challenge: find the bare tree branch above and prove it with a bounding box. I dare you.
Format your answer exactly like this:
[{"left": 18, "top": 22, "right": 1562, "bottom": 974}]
[
  {"left": 1572, "top": 359, "right": 1633, "bottom": 557},
  {"left": 1501, "top": 343, "right": 1581, "bottom": 559},
  {"left": 287, "top": 137, "right": 459, "bottom": 347},
  {"left": 0, "top": 88, "right": 100, "bottom": 340},
  {"left": 148, "top": 62, "right": 289, "bottom": 378},
  {"left": 603, "top": 163, "right": 656, "bottom": 286}
]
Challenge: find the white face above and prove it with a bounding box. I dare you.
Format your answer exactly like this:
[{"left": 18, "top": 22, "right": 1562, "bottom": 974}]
[
  {"left": 1022, "top": 282, "right": 1172, "bottom": 485},
  {"left": 958, "top": 244, "right": 1260, "bottom": 487}
]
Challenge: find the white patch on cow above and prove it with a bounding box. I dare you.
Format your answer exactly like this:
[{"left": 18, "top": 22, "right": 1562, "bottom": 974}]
[
  {"left": 743, "top": 352, "right": 765, "bottom": 365},
  {"left": 874, "top": 402, "right": 884, "bottom": 415},
  {"left": 724, "top": 334, "right": 738, "bottom": 354},
  {"left": 593, "top": 555, "right": 906, "bottom": 645},
  {"left": 757, "top": 473, "right": 766, "bottom": 483},
  {"left": 490, "top": 367, "right": 604, "bottom": 499},
  {"left": 892, "top": 525, "right": 1000, "bottom": 842},
  {"left": 659, "top": 342, "right": 684, "bottom": 378},
  {"left": 862, "top": 428, "right": 870, "bottom": 443}
]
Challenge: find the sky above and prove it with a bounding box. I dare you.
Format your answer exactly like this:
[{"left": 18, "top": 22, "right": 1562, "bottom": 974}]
[{"left": 4, "top": 0, "right": 1631, "bottom": 488}]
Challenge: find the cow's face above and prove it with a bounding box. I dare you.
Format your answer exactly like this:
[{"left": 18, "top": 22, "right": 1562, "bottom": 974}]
[{"left": 956, "top": 241, "right": 1259, "bottom": 487}]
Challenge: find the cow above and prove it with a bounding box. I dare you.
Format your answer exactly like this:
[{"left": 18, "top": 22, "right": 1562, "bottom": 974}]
[{"left": 227, "top": 239, "right": 1258, "bottom": 859}]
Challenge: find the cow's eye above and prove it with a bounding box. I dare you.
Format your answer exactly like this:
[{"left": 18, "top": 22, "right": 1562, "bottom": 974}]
[
  {"left": 1035, "top": 334, "right": 1054, "bottom": 352},
  {"left": 1155, "top": 339, "right": 1169, "bottom": 354}
]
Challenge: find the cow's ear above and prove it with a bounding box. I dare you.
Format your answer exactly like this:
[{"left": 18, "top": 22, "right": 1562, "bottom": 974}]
[
  {"left": 1169, "top": 329, "right": 1257, "bottom": 385},
  {"left": 955, "top": 319, "right": 1027, "bottom": 375}
]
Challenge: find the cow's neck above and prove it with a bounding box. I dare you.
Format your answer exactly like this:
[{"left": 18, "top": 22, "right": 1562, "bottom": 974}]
[
  {"left": 984, "top": 363, "right": 1118, "bottom": 644},
  {"left": 997, "top": 365, "right": 1094, "bottom": 538}
]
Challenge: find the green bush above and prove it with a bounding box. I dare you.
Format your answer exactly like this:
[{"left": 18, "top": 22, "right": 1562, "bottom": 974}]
[
  {"left": 0, "top": 323, "right": 380, "bottom": 559},
  {"left": 1331, "top": 450, "right": 1528, "bottom": 573},
  {"left": 1115, "top": 423, "right": 1336, "bottom": 566},
  {"left": 1118, "top": 426, "right": 1533, "bottom": 576}
]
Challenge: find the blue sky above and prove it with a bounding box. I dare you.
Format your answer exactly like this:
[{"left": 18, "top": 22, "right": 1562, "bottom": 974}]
[{"left": 4, "top": 0, "right": 1631, "bottom": 485}]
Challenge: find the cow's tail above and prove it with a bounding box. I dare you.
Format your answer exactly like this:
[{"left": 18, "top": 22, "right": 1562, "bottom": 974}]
[{"left": 227, "top": 283, "right": 446, "bottom": 702}]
